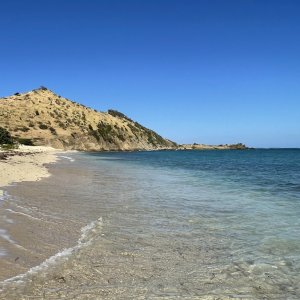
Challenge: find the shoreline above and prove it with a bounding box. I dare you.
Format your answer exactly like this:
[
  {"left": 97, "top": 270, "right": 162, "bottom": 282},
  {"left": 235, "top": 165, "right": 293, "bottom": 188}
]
[{"left": 0, "top": 147, "right": 80, "bottom": 283}]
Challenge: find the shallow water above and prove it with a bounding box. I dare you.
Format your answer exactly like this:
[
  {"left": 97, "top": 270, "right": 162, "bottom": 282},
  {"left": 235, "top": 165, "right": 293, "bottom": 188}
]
[{"left": 0, "top": 149, "right": 300, "bottom": 299}]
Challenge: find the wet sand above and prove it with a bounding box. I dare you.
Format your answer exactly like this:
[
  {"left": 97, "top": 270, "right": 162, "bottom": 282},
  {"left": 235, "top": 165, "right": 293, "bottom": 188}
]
[{"left": 0, "top": 146, "right": 65, "bottom": 280}]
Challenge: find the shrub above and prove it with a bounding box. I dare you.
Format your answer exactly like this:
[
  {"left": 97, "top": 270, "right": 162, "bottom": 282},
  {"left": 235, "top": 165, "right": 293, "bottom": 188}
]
[
  {"left": 58, "top": 122, "right": 67, "bottom": 129},
  {"left": 17, "top": 138, "right": 34, "bottom": 146},
  {"left": 19, "top": 126, "right": 30, "bottom": 132},
  {"left": 97, "top": 122, "right": 114, "bottom": 142},
  {"left": 39, "top": 124, "right": 48, "bottom": 130},
  {"left": 0, "top": 127, "right": 14, "bottom": 145},
  {"left": 117, "top": 134, "right": 126, "bottom": 142},
  {"left": 229, "top": 143, "right": 247, "bottom": 150},
  {"left": 90, "top": 130, "right": 100, "bottom": 141},
  {"left": 147, "top": 135, "right": 155, "bottom": 145},
  {"left": 49, "top": 127, "right": 57, "bottom": 135},
  {"left": 127, "top": 123, "right": 138, "bottom": 134},
  {"left": 107, "top": 110, "right": 133, "bottom": 122}
]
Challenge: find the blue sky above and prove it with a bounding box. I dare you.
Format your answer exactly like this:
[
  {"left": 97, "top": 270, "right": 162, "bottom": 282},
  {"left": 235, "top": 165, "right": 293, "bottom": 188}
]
[{"left": 1, "top": 0, "right": 299, "bottom": 147}]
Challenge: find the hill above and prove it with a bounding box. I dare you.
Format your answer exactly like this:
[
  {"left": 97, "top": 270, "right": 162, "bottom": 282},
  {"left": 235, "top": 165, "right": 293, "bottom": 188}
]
[{"left": 0, "top": 87, "right": 176, "bottom": 151}]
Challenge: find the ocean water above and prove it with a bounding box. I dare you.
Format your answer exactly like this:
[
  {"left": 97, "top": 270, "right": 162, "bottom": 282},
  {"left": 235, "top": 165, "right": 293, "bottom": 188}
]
[{"left": 0, "top": 149, "right": 300, "bottom": 299}]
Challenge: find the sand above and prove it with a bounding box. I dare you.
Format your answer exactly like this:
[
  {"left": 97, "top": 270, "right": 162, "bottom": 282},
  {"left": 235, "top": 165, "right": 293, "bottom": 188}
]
[{"left": 0, "top": 145, "right": 60, "bottom": 189}]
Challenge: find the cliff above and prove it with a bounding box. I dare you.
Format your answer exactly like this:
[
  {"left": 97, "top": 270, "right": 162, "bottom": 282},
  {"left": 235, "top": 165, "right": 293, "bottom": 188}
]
[{"left": 0, "top": 87, "right": 176, "bottom": 151}]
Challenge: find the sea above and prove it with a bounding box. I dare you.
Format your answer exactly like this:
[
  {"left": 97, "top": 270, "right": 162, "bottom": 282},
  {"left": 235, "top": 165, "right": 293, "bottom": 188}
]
[{"left": 0, "top": 149, "right": 300, "bottom": 299}]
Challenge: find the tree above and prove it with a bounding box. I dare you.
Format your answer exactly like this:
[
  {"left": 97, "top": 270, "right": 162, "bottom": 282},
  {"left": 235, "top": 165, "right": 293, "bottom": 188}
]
[{"left": 0, "top": 127, "right": 14, "bottom": 145}]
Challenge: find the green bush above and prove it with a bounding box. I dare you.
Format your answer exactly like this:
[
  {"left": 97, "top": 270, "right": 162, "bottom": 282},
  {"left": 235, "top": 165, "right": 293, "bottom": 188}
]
[
  {"left": 117, "top": 134, "right": 126, "bottom": 142},
  {"left": 0, "top": 127, "right": 14, "bottom": 145},
  {"left": 49, "top": 127, "right": 57, "bottom": 135},
  {"left": 90, "top": 130, "right": 100, "bottom": 141},
  {"left": 107, "top": 110, "right": 133, "bottom": 122},
  {"left": 19, "top": 126, "right": 30, "bottom": 132},
  {"left": 39, "top": 124, "right": 48, "bottom": 130},
  {"left": 17, "top": 138, "right": 34, "bottom": 146},
  {"left": 58, "top": 122, "right": 67, "bottom": 129}
]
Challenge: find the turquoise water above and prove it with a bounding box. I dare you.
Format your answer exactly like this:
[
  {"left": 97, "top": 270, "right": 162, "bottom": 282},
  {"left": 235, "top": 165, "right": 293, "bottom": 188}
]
[
  {"left": 1, "top": 149, "right": 300, "bottom": 299},
  {"left": 85, "top": 149, "right": 300, "bottom": 297}
]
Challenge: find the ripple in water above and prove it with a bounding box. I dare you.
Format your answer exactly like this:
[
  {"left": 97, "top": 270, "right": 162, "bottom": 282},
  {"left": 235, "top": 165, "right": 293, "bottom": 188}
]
[{"left": 0, "top": 149, "right": 300, "bottom": 299}]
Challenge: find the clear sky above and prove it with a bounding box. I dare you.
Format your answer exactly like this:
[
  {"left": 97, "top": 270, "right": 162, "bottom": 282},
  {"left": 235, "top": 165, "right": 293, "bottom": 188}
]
[{"left": 1, "top": 0, "right": 299, "bottom": 147}]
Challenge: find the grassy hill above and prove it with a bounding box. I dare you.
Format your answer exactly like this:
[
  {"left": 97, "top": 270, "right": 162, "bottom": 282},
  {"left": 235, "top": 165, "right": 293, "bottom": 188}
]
[{"left": 0, "top": 87, "right": 177, "bottom": 151}]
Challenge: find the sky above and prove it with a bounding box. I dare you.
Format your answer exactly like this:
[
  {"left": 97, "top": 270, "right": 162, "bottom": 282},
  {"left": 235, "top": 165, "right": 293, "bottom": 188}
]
[{"left": 1, "top": 0, "right": 299, "bottom": 147}]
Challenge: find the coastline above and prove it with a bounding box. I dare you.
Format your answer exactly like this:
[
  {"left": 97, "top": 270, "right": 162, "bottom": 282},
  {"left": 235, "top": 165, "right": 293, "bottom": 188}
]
[
  {"left": 0, "top": 145, "right": 61, "bottom": 190},
  {"left": 0, "top": 149, "right": 299, "bottom": 298},
  {"left": 0, "top": 147, "right": 82, "bottom": 284}
]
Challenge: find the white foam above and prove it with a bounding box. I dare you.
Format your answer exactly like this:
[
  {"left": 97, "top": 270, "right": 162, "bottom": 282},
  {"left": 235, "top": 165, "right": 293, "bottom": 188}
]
[
  {"left": 0, "top": 248, "right": 7, "bottom": 257},
  {"left": 60, "top": 156, "right": 75, "bottom": 162},
  {"left": 0, "top": 190, "right": 9, "bottom": 201},
  {"left": 0, "top": 229, "right": 27, "bottom": 251},
  {"left": 1, "top": 217, "right": 103, "bottom": 286},
  {"left": 10, "top": 204, "right": 62, "bottom": 223},
  {"left": 5, "top": 208, "right": 43, "bottom": 222},
  {"left": 2, "top": 215, "right": 14, "bottom": 224},
  {"left": 0, "top": 229, "right": 16, "bottom": 245},
  {"left": 14, "top": 203, "right": 32, "bottom": 212}
]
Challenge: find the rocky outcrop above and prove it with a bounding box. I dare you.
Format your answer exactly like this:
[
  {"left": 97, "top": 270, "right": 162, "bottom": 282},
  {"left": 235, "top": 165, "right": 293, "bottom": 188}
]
[
  {"left": 178, "top": 143, "right": 249, "bottom": 150},
  {"left": 0, "top": 87, "right": 177, "bottom": 151}
]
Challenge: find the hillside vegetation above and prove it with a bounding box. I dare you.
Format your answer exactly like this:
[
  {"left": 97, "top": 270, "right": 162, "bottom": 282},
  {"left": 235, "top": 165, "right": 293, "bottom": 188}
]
[{"left": 0, "top": 87, "right": 176, "bottom": 151}]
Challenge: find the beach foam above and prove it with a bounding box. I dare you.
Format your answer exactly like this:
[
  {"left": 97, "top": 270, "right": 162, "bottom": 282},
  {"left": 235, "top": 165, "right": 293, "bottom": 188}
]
[
  {"left": 60, "top": 155, "right": 75, "bottom": 162},
  {"left": 1, "top": 217, "right": 102, "bottom": 286}
]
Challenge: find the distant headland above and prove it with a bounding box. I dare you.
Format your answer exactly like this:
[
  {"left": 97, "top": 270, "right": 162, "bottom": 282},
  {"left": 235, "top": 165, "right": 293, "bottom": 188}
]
[{"left": 178, "top": 143, "right": 249, "bottom": 150}]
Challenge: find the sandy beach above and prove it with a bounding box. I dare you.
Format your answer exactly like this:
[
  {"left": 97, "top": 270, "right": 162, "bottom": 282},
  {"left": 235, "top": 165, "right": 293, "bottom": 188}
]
[
  {"left": 0, "top": 145, "right": 60, "bottom": 190},
  {"left": 0, "top": 146, "right": 83, "bottom": 283}
]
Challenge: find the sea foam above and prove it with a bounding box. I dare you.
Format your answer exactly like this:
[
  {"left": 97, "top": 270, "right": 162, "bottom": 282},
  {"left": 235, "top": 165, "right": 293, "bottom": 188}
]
[{"left": 0, "top": 217, "right": 103, "bottom": 286}]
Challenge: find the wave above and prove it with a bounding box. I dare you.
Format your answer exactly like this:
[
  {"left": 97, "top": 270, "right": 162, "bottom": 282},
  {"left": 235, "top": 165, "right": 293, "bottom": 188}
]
[
  {"left": 59, "top": 155, "right": 75, "bottom": 162},
  {"left": 0, "top": 190, "right": 9, "bottom": 202},
  {"left": 5, "top": 208, "right": 43, "bottom": 222},
  {"left": 0, "top": 217, "right": 103, "bottom": 287},
  {"left": 0, "top": 229, "right": 27, "bottom": 252}
]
